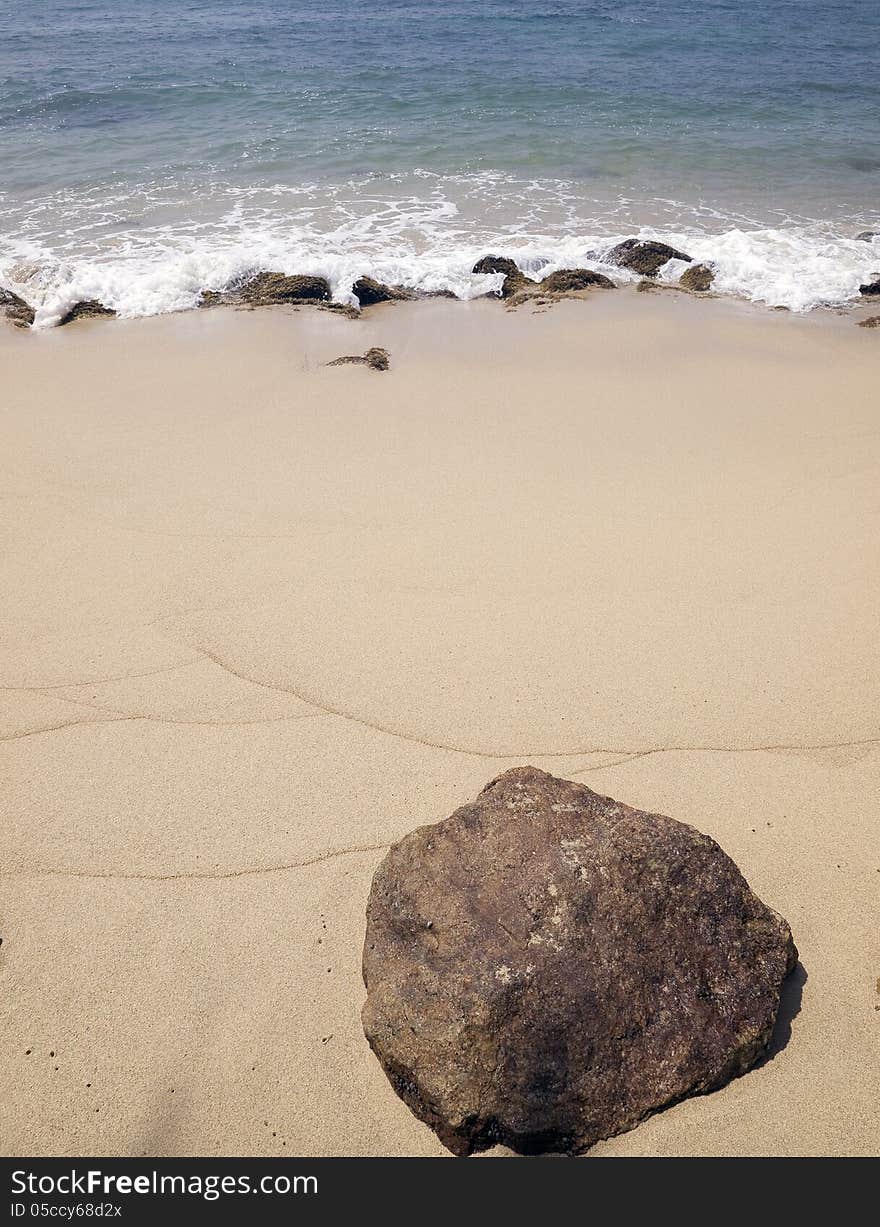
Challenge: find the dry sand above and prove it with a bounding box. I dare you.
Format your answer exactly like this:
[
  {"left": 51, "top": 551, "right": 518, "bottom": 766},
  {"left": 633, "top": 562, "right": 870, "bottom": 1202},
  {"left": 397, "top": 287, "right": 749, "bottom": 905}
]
[{"left": 0, "top": 290, "right": 878, "bottom": 1156}]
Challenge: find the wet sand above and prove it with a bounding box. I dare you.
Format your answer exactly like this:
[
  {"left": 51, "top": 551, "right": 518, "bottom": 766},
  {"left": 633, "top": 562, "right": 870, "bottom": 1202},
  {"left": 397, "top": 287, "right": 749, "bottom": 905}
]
[{"left": 1, "top": 291, "right": 878, "bottom": 1155}]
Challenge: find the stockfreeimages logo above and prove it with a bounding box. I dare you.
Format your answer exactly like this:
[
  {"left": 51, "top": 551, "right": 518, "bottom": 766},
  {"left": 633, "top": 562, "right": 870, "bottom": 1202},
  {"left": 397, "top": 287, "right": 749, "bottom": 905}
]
[{"left": 10, "top": 1168, "right": 318, "bottom": 1203}]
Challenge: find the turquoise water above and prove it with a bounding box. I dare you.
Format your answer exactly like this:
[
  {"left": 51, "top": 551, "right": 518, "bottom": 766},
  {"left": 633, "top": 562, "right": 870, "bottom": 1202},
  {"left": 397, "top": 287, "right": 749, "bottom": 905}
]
[{"left": 1, "top": 0, "right": 879, "bottom": 321}]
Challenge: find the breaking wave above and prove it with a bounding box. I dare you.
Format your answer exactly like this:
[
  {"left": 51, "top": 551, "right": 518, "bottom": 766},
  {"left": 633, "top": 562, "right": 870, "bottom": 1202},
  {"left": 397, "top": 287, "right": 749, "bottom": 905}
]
[{"left": 1, "top": 174, "right": 877, "bottom": 326}]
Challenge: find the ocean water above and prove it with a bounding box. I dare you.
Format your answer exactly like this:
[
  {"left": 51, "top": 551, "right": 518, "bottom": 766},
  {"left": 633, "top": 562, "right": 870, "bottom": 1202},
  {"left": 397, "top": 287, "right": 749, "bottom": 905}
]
[{"left": 1, "top": 0, "right": 878, "bottom": 324}]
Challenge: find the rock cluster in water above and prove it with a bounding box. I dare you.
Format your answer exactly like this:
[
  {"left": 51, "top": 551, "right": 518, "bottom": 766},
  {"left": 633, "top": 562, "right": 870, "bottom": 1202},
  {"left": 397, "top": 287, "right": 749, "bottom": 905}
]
[
  {"left": 470, "top": 256, "right": 616, "bottom": 303},
  {"left": 605, "top": 238, "right": 694, "bottom": 277},
  {"left": 3, "top": 235, "right": 877, "bottom": 327},
  {"left": 362, "top": 766, "right": 797, "bottom": 1156}
]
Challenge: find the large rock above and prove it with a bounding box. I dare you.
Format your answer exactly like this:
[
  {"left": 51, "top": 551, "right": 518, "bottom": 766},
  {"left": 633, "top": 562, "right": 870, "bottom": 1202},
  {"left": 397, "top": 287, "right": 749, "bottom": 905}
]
[
  {"left": 472, "top": 255, "right": 523, "bottom": 279},
  {"left": 237, "top": 272, "right": 330, "bottom": 305},
  {"left": 606, "top": 238, "right": 694, "bottom": 277},
  {"left": 859, "top": 277, "right": 880, "bottom": 296},
  {"left": 58, "top": 300, "right": 116, "bottom": 326},
  {"left": 538, "top": 268, "right": 616, "bottom": 293},
  {"left": 1, "top": 287, "right": 35, "bottom": 328},
  {"left": 471, "top": 256, "right": 528, "bottom": 298},
  {"left": 679, "top": 262, "right": 715, "bottom": 292},
  {"left": 352, "top": 277, "right": 413, "bottom": 307},
  {"left": 362, "top": 766, "right": 797, "bottom": 1156},
  {"left": 502, "top": 267, "right": 618, "bottom": 308},
  {"left": 201, "top": 271, "right": 331, "bottom": 308},
  {"left": 472, "top": 259, "right": 616, "bottom": 300}
]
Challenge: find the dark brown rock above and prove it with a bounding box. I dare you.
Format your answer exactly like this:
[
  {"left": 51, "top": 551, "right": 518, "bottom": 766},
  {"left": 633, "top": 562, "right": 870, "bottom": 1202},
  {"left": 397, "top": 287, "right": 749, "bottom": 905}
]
[
  {"left": 679, "top": 263, "right": 715, "bottom": 292},
  {"left": 472, "top": 256, "right": 530, "bottom": 299},
  {"left": 606, "top": 238, "right": 694, "bottom": 277},
  {"left": 472, "top": 255, "right": 523, "bottom": 279},
  {"left": 201, "top": 272, "right": 331, "bottom": 308},
  {"left": 57, "top": 300, "right": 116, "bottom": 326},
  {"left": 859, "top": 278, "right": 880, "bottom": 296},
  {"left": 538, "top": 268, "right": 616, "bottom": 293},
  {"left": 1, "top": 287, "right": 35, "bottom": 329},
  {"left": 238, "top": 272, "right": 330, "bottom": 305},
  {"left": 352, "top": 277, "right": 413, "bottom": 307},
  {"left": 364, "top": 346, "right": 390, "bottom": 370},
  {"left": 327, "top": 346, "right": 390, "bottom": 371},
  {"left": 503, "top": 267, "right": 617, "bottom": 309},
  {"left": 362, "top": 766, "right": 797, "bottom": 1157},
  {"left": 498, "top": 274, "right": 530, "bottom": 298},
  {"left": 857, "top": 315, "right": 880, "bottom": 329}
]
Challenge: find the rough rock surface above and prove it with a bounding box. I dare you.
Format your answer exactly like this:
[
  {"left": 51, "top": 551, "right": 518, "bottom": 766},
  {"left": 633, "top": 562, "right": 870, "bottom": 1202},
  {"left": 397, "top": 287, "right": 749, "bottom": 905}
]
[
  {"left": 471, "top": 256, "right": 529, "bottom": 298},
  {"left": 238, "top": 272, "right": 330, "bottom": 304},
  {"left": 362, "top": 766, "right": 797, "bottom": 1157},
  {"left": 537, "top": 268, "right": 616, "bottom": 293},
  {"left": 857, "top": 315, "right": 880, "bottom": 329},
  {"left": 1, "top": 287, "right": 35, "bottom": 328},
  {"left": 201, "top": 272, "right": 331, "bottom": 308},
  {"left": 859, "top": 278, "right": 880, "bottom": 296},
  {"left": 352, "top": 277, "right": 413, "bottom": 306},
  {"left": 606, "top": 238, "right": 694, "bottom": 277},
  {"left": 502, "top": 266, "right": 617, "bottom": 308},
  {"left": 326, "top": 346, "right": 390, "bottom": 371},
  {"left": 679, "top": 263, "right": 715, "bottom": 292},
  {"left": 58, "top": 300, "right": 117, "bottom": 326},
  {"left": 472, "top": 255, "right": 523, "bottom": 279}
]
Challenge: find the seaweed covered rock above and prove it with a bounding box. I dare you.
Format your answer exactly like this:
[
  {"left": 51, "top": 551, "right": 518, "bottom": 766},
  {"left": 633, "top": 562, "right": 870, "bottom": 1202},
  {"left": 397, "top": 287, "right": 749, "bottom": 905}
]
[
  {"left": 326, "top": 346, "right": 390, "bottom": 371},
  {"left": 471, "top": 256, "right": 528, "bottom": 298},
  {"left": 352, "top": 277, "right": 413, "bottom": 306},
  {"left": 1, "top": 287, "right": 35, "bottom": 329},
  {"left": 363, "top": 767, "right": 797, "bottom": 1157},
  {"left": 502, "top": 266, "right": 617, "bottom": 308},
  {"left": 201, "top": 272, "right": 331, "bottom": 308},
  {"left": 472, "top": 255, "right": 523, "bottom": 279},
  {"left": 679, "top": 263, "right": 715, "bottom": 292},
  {"left": 238, "top": 272, "right": 330, "bottom": 304},
  {"left": 538, "top": 268, "right": 616, "bottom": 293},
  {"left": 606, "top": 238, "right": 694, "bottom": 277},
  {"left": 58, "top": 300, "right": 116, "bottom": 326}
]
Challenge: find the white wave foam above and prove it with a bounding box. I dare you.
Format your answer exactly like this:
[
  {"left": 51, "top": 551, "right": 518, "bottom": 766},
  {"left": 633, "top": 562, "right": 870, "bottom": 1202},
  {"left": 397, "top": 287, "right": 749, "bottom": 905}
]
[{"left": 1, "top": 183, "right": 877, "bottom": 325}]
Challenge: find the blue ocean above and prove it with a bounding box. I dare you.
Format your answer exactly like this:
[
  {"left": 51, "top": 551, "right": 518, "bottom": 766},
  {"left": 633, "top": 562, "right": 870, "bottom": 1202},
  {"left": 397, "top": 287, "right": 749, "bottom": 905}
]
[{"left": 1, "top": 0, "right": 878, "bottom": 323}]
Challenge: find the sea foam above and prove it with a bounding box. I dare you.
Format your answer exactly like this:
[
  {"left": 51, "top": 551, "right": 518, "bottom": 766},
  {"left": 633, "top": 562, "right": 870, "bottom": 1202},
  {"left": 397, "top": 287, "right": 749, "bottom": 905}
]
[{"left": 1, "top": 182, "right": 877, "bottom": 326}]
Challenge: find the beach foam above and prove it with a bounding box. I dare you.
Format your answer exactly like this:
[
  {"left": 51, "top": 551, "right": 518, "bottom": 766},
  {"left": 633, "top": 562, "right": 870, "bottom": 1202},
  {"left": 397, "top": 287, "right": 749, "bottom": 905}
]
[{"left": 1, "top": 175, "right": 878, "bottom": 325}]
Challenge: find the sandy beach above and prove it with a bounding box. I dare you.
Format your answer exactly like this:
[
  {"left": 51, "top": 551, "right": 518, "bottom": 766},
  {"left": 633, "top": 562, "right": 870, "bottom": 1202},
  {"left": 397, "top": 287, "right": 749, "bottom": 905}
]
[{"left": 1, "top": 291, "right": 878, "bottom": 1156}]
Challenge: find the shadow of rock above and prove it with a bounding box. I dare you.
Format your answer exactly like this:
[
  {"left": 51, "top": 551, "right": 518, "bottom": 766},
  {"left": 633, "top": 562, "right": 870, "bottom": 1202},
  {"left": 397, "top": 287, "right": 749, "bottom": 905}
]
[{"left": 762, "top": 961, "right": 807, "bottom": 1064}]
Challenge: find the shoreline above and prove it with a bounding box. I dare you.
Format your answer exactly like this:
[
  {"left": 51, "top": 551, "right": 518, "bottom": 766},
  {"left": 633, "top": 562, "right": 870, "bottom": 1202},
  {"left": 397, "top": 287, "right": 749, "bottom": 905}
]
[
  {"left": 3, "top": 276, "right": 880, "bottom": 339},
  {"left": 3, "top": 225, "right": 880, "bottom": 329},
  {"left": 1, "top": 292, "right": 878, "bottom": 1156}
]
